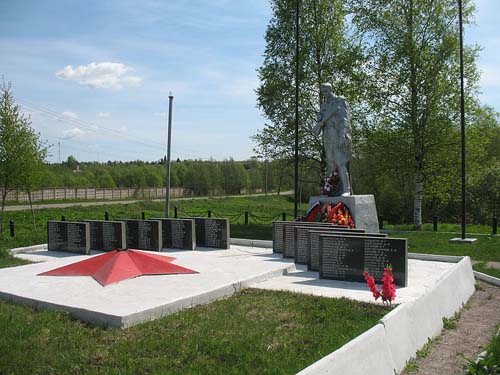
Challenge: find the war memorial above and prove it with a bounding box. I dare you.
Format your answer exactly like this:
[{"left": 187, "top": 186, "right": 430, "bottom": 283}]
[{"left": 0, "top": 85, "right": 484, "bottom": 374}]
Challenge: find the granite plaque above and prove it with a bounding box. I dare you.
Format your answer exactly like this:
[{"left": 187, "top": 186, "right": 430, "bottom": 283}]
[
  {"left": 281, "top": 221, "right": 364, "bottom": 259},
  {"left": 319, "top": 235, "right": 407, "bottom": 286},
  {"left": 192, "top": 218, "right": 230, "bottom": 249},
  {"left": 84, "top": 220, "right": 126, "bottom": 251},
  {"left": 124, "top": 219, "right": 162, "bottom": 251},
  {"left": 294, "top": 225, "right": 366, "bottom": 264},
  {"left": 151, "top": 218, "right": 196, "bottom": 250},
  {"left": 307, "top": 230, "right": 386, "bottom": 272},
  {"left": 272, "top": 221, "right": 286, "bottom": 254},
  {"left": 47, "top": 221, "right": 90, "bottom": 255}
]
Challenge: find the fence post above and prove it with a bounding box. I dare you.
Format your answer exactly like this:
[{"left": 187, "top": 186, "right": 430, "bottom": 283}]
[
  {"left": 9, "top": 220, "right": 14, "bottom": 238},
  {"left": 141, "top": 212, "right": 146, "bottom": 220},
  {"left": 493, "top": 217, "right": 498, "bottom": 236},
  {"left": 245, "top": 211, "right": 249, "bottom": 225},
  {"left": 105, "top": 211, "right": 109, "bottom": 221},
  {"left": 174, "top": 206, "right": 178, "bottom": 218},
  {"left": 208, "top": 210, "right": 212, "bottom": 218},
  {"left": 282, "top": 212, "right": 286, "bottom": 221},
  {"left": 433, "top": 216, "right": 438, "bottom": 232}
]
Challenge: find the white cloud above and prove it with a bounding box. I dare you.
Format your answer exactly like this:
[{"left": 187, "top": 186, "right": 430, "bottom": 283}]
[
  {"left": 153, "top": 112, "right": 167, "bottom": 118},
  {"left": 62, "top": 127, "right": 87, "bottom": 139},
  {"left": 56, "top": 62, "right": 143, "bottom": 89},
  {"left": 61, "top": 111, "right": 79, "bottom": 120},
  {"left": 97, "top": 112, "right": 111, "bottom": 118}
]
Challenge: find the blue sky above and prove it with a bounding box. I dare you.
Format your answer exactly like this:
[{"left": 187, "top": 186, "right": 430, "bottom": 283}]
[{"left": 1, "top": 0, "right": 498, "bottom": 163}]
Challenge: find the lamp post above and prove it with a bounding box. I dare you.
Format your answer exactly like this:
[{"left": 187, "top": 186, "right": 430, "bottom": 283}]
[
  {"left": 165, "top": 92, "right": 174, "bottom": 217},
  {"left": 459, "top": 0, "right": 466, "bottom": 240},
  {"left": 294, "top": 0, "right": 300, "bottom": 219},
  {"left": 450, "top": 0, "right": 476, "bottom": 244}
]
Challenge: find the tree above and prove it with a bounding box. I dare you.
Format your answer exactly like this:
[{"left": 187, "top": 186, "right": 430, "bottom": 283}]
[
  {"left": 254, "top": 0, "right": 365, "bottom": 183},
  {"left": 350, "top": 0, "right": 480, "bottom": 228},
  {"left": 0, "top": 81, "right": 47, "bottom": 230}
]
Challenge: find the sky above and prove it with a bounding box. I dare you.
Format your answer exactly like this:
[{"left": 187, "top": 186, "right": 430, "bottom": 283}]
[{"left": 0, "top": 0, "right": 499, "bottom": 163}]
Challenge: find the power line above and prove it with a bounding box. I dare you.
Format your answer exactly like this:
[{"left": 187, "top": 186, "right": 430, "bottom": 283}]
[{"left": 18, "top": 97, "right": 234, "bottom": 161}]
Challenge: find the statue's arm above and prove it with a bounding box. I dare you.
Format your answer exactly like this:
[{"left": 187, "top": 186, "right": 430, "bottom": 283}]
[{"left": 312, "top": 106, "right": 326, "bottom": 135}]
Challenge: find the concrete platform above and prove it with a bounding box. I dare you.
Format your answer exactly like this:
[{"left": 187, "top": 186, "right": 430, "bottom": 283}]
[
  {"left": 252, "top": 259, "right": 454, "bottom": 304},
  {"left": 1, "top": 246, "right": 295, "bottom": 328}
]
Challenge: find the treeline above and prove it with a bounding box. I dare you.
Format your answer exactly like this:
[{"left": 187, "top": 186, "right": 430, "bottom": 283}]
[{"left": 41, "top": 157, "right": 295, "bottom": 196}]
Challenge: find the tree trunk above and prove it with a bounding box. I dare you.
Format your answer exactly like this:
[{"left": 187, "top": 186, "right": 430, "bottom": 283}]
[
  {"left": 413, "top": 173, "right": 424, "bottom": 229},
  {"left": 0, "top": 189, "right": 8, "bottom": 234}
]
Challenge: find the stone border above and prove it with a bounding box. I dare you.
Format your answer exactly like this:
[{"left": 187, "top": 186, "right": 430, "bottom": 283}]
[
  {"left": 297, "top": 256, "right": 476, "bottom": 374},
  {"left": 9, "top": 244, "right": 48, "bottom": 255}
]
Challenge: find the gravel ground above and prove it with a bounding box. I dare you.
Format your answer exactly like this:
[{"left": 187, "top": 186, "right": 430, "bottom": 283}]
[{"left": 401, "top": 281, "right": 500, "bottom": 374}]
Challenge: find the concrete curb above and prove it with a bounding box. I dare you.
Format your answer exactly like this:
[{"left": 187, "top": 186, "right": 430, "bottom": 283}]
[
  {"left": 473, "top": 270, "right": 500, "bottom": 287},
  {"left": 120, "top": 264, "right": 294, "bottom": 328},
  {"left": 408, "top": 252, "right": 462, "bottom": 263},
  {"left": 298, "top": 256, "right": 476, "bottom": 375},
  {"left": 9, "top": 244, "right": 48, "bottom": 255},
  {"left": 230, "top": 238, "right": 272, "bottom": 248}
]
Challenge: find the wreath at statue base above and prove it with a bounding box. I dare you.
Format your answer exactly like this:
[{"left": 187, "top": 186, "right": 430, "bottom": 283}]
[{"left": 301, "top": 201, "right": 355, "bottom": 228}]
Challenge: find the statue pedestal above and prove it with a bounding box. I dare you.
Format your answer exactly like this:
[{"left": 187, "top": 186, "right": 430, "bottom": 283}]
[{"left": 307, "top": 195, "right": 380, "bottom": 233}]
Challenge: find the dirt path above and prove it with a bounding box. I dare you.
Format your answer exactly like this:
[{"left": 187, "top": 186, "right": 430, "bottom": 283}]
[{"left": 401, "top": 281, "right": 500, "bottom": 375}]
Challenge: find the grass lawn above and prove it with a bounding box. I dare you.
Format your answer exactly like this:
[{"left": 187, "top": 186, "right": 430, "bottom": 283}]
[{"left": 0, "top": 286, "right": 386, "bottom": 374}]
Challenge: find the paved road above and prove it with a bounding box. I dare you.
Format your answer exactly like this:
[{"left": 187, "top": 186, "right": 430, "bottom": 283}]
[{"left": 4, "top": 191, "right": 293, "bottom": 212}]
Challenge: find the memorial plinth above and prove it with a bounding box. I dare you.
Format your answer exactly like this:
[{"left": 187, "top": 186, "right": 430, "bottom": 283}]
[{"left": 308, "top": 195, "right": 380, "bottom": 233}]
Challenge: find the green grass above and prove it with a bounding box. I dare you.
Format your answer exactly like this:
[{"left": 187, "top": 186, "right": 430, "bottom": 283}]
[
  {"left": 385, "top": 222, "right": 496, "bottom": 235},
  {"left": 387, "top": 232, "right": 500, "bottom": 263},
  {"left": 0, "top": 195, "right": 295, "bottom": 251},
  {"left": 0, "top": 288, "right": 386, "bottom": 374}
]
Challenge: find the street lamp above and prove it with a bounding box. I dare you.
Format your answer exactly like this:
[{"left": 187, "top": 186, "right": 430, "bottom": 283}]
[
  {"left": 165, "top": 92, "right": 174, "bottom": 217},
  {"left": 294, "top": 0, "right": 300, "bottom": 219},
  {"left": 450, "top": 0, "right": 476, "bottom": 244}
]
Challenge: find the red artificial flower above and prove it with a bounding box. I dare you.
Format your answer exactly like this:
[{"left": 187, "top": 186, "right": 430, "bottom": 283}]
[
  {"left": 381, "top": 266, "right": 396, "bottom": 303},
  {"left": 363, "top": 271, "right": 380, "bottom": 300}
]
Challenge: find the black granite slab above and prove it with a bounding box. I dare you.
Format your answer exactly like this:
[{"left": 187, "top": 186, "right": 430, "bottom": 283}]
[
  {"left": 319, "top": 234, "right": 408, "bottom": 287},
  {"left": 151, "top": 218, "right": 196, "bottom": 250},
  {"left": 123, "top": 219, "right": 162, "bottom": 251},
  {"left": 279, "top": 221, "right": 364, "bottom": 259},
  {"left": 191, "top": 218, "right": 230, "bottom": 249},
  {"left": 47, "top": 221, "right": 90, "bottom": 255},
  {"left": 84, "top": 220, "right": 126, "bottom": 251},
  {"left": 307, "top": 230, "right": 387, "bottom": 272}
]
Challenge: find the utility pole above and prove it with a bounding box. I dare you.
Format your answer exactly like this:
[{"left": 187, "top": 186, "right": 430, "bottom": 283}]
[
  {"left": 165, "top": 93, "right": 174, "bottom": 217},
  {"left": 294, "top": 0, "right": 300, "bottom": 219},
  {"left": 450, "top": 0, "right": 476, "bottom": 244},
  {"left": 58, "top": 142, "right": 61, "bottom": 164}
]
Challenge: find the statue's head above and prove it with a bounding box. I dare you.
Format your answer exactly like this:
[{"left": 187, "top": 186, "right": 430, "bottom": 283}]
[{"left": 320, "top": 83, "right": 332, "bottom": 96}]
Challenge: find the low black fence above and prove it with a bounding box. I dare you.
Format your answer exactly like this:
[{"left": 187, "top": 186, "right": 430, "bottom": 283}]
[{"left": 5, "top": 210, "right": 499, "bottom": 238}]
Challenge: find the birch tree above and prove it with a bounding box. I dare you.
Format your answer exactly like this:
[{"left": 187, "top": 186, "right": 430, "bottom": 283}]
[
  {"left": 350, "top": 0, "right": 480, "bottom": 228},
  {"left": 0, "top": 81, "right": 47, "bottom": 231}
]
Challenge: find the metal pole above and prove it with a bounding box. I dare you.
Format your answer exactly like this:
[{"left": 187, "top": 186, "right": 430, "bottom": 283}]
[
  {"left": 166, "top": 93, "right": 174, "bottom": 218},
  {"left": 459, "top": 0, "right": 466, "bottom": 239},
  {"left": 294, "top": 0, "right": 300, "bottom": 219}
]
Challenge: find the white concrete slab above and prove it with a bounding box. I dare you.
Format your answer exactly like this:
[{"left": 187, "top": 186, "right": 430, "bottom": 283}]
[
  {"left": 252, "top": 259, "right": 454, "bottom": 304},
  {"left": 1, "top": 246, "right": 295, "bottom": 328}
]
